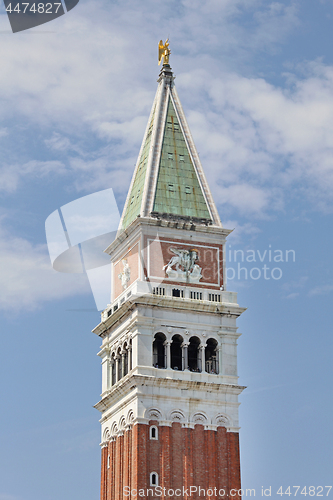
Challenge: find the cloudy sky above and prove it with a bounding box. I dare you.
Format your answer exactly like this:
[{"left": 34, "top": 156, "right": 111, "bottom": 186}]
[{"left": 0, "top": 0, "right": 333, "bottom": 499}]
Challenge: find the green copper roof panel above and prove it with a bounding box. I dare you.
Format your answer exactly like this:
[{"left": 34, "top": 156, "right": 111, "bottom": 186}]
[
  {"left": 121, "top": 106, "right": 155, "bottom": 229},
  {"left": 153, "top": 99, "right": 211, "bottom": 219}
]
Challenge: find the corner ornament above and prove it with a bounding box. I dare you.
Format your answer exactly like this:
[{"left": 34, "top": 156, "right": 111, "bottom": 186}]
[
  {"left": 163, "top": 248, "right": 202, "bottom": 283},
  {"left": 158, "top": 39, "right": 171, "bottom": 65},
  {"left": 118, "top": 259, "right": 131, "bottom": 289}
]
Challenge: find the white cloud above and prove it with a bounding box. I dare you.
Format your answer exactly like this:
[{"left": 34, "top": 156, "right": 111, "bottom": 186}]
[
  {"left": 180, "top": 60, "right": 333, "bottom": 216},
  {"left": 285, "top": 292, "right": 299, "bottom": 299},
  {"left": 281, "top": 277, "right": 308, "bottom": 298},
  {"left": 308, "top": 284, "right": 333, "bottom": 296},
  {"left": 0, "top": 160, "right": 67, "bottom": 193},
  {"left": 0, "top": 224, "right": 89, "bottom": 310},
  {"left": 222, "top": 220, "right": 262, "bottom": 243},
  {"left": 0, "top": 0, "right": 332, "bottom": 219}
]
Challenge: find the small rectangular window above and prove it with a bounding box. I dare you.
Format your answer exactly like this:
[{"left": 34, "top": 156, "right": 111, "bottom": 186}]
[
  {"left": 208, "top": 294, "right": 221, "bottom": 302},
  {"left": 185, "top": 186, "right": 191, "bottom": 194},
  {"left": 179, "top": 155, "right": 185, "bottom": 162},
  {"left": 168, "top": 184, "right": 174, "bottom": 192},
  {"left": 168, "top": 152, "right": 173, "bottom": 160}
]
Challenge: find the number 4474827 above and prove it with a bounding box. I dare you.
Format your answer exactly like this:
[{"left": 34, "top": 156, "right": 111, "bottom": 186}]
[
  {"left": 277, "top": 487, "right": 332, "bottom": 496},
  {"left": 5, "top": 3, "right": 62, "bottom": 14}
]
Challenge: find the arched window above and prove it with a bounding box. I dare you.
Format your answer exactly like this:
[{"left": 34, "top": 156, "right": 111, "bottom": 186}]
[
  {"left": 188, "top": 336, "right": 200, "bottom": 372},
  {"left": 149, "top": 425, "right": 158, "bottom": 440},
  {"left": 123, "top": 342, "right": 129, "bottom": 376},
  {"left": 107, "top": 455, "right": 110, "bottom": 469},
  {"left": 152, "top": 333, "right": 166, "bottom": 368},
  {"left": 205, "top": 338, "right": 219, "bottom": 374},
  {"left": 128, "top": 339, "right": 132, "bottom": 371},
  {"left": 171, "top": 334, "right": 183, "bottom": 370},
  {"left": 117, "top": 348, "right": 122, "bottom": 381},
  {"left": 150, "top": 472, "right": 159, "bottom": 486},
  {"left": 111, "top": 354, "right": 116, "bottom": 385}
]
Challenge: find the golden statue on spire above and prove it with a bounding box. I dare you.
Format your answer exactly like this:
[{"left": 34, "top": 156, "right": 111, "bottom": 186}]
[{"left": 158, "top": 39, "right": 171, "bottom": 65}]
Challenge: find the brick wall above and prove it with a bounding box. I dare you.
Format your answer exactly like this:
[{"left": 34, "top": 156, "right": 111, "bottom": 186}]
[{"left": 101, "top": 422, "right": 241, "bottom": 500}]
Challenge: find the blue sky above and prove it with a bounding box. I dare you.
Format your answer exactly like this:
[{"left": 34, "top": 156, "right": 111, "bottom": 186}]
[{"left": 0, "top": 0, "right": 333, "bottom": 499}]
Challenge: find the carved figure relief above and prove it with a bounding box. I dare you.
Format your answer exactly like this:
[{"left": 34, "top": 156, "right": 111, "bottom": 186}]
[
  {"left": 118, "top": 259, "right": 131, "bottom": 289},
  {"left": 162, "top": 248, "right": 202, "bottom": 283}
]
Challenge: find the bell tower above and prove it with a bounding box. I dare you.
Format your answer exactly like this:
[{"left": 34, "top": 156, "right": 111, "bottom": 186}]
[{"left": 93, "top": 56, "right": 246, "bottom": 500}]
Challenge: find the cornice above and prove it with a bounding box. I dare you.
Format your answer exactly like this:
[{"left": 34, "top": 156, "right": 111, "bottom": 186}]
[
  {"left": 105, "top": 217, "right": 232, "bottom": 257},
  {"left": 94, "top": 373, "right": 246, "bottom": 413},
  {"left": 92, "top": 295, "right": 246, "bottom": 337}
]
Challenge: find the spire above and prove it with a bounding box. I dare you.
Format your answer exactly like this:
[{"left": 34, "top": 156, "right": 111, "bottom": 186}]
[{"left": 120, "top": 56, "right": 222, "bottom": 231}]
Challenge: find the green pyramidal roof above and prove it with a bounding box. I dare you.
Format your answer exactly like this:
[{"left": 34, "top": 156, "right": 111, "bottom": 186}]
[
  {"left": 153, "top": 98, "right": 211, "bottom": 219},
  {"left": 119, "top": 64, "right": 221, "bottom": 232},
  {"left": 121, "top": 105, "right": 155, "bottom": 229}
]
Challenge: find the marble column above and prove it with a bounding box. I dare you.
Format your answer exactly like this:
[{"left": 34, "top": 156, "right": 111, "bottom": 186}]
[{"left": 164, "top": 341, "right": 171, "bottom": 369}]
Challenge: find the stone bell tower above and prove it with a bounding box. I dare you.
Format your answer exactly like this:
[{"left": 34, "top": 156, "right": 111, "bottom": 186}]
[{"left": 93, "top": 55, "right": 246, "bottom": 500}]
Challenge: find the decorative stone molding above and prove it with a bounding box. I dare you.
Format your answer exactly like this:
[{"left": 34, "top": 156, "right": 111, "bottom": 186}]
[
  {"left": 110, "top": 422, "right": 118, "bottom": 437},
  {"left": 127, "top": 410, "right": 135, "bottom": 425},
  {"left": 102, "top": 428, "right": 111, "bottom": 442},
  {"left": 119, "top": 416, "right": 126, "bottom": 431},
  {"left": 101, "top": 407, "right": 236, "bottom": 445},
  {"left": 145, "top": 408, "right": 163, "bottom": 420},
  {"left": 214, "top": 413, "right": 231, "bottom": 427},
  {"left": 169, "top": 409, "right": 186, "bottom": 422},
  {"left": 192, "top": 412, "right": 208, "bottom": 424}
]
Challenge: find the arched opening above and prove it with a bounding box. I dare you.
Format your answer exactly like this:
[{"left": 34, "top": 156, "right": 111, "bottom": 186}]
[
  {"left": 152, "top": 332, "right": 166, "bottom": 368},
  {"left": 128, "top": 339, "right": 132, "bottom": 371},
  {"left": 111, "top": 354, "right": 116, "bottom": 385},
  {"left": 150, "top": 472, "right": 159, "bottom": 486},
  {"left": 171, "top": 334, "right": 183, "bottom": 370},
  {"left": 117, "top": 348, "right": 122, "bottom": 381},
  {"left": 188, "top": 336, "right": 200, "bottom": 372},
  {"left": 149, "top": 425, "right": 158, "bottom": 440},
  {"left": 123, "top": 342, "right": 128, "bottom": 376},
  {"left": 205, "top": 338, "right": 219, "bottom": 374}
]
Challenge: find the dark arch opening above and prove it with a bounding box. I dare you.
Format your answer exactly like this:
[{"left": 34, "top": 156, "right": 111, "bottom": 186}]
[
  {"left": 188, "top": 336, "right": 200, "bottom": 372},
  {"left": 111, "top": 354, "right": 116, "bottom": 385},
  {"left": 205, "top": 338, "right": 218, "bottom": 374},
  {"left": 153, "top": 332, "right": 166, "bottom": 368},
  {"left": 117, "top": 348, "right": 122, "bottom": 381},
  {"left": 171, "top": 334, "right": 183, "bottom": 370},
  {"left": 123, "top": 342, "right": 128, "bottom": 376},
  {"left": 128, "top": 339, "right": 132, "bottom": 371}
]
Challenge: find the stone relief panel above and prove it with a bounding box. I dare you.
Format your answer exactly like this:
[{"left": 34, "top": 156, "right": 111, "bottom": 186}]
[
  {"left": 147, "top": 237, "right": 222, "bottom": 287},
  {"left": 113, "top": 241, "right": 139, "bottom": 299}
]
